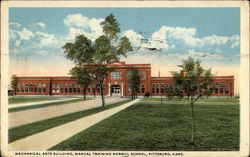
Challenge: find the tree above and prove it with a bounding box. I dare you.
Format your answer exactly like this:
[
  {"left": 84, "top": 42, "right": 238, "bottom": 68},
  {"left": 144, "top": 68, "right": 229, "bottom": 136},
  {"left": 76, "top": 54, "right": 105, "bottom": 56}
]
[
  {"left": 63, "top": 35, "right": 94, "bottom": 65},
  {"left": 171, "top": 57, "right": 213, "bottom": 144},
  {"left": 70, "top": 66, "right": 92, "bottom": 100},
  {"left": 63, "top": 13, "right": 132, "bottom": 107},
  {"left": 11, "top": 74, "right": 18, "bottom": 98},
  {"left": 128, "top": 69, "right": 140, "bottom": 100},
  {"left": 101, "top": 13, "right": 120, "bottom": 40},
  {"left": 91, "top": 14, "right": 132, "bottom": 107}
]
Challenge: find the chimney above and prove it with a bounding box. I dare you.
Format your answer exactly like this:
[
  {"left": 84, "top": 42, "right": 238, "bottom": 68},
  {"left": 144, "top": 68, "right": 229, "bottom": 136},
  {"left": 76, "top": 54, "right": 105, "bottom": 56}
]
[{"left": 158, "top": 71, "right": 160, "bottom": 77}]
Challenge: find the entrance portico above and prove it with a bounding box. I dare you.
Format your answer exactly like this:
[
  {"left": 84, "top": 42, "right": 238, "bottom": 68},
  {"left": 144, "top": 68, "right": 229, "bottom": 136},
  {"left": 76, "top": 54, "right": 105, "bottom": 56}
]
[{"left": 111, "top": 85, "right": 121, "bottom": 97}]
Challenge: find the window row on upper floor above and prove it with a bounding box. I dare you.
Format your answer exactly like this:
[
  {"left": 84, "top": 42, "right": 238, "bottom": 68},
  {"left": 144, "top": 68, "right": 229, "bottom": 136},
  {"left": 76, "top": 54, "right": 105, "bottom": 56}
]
[{"left": 111, "top": 71, "right": 146, "bottom": 80}]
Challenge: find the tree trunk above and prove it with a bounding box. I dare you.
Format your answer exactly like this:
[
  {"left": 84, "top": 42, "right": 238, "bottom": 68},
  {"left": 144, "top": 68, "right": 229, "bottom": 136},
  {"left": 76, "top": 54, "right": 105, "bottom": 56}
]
[
  {"left": 100, "top": 84, "right": 105, "bottom": 108},
  {"left": 190, "top": 102, "right": 195, "bottom": 144},
  {"left": 83, "top": 87, "right": 86, "bottom": 100}
]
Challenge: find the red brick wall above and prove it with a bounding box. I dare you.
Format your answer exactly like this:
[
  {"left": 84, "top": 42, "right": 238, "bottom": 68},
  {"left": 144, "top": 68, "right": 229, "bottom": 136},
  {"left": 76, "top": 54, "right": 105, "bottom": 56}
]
[{"left": 14, "top": 62, "right": 234, "bottom": 97}]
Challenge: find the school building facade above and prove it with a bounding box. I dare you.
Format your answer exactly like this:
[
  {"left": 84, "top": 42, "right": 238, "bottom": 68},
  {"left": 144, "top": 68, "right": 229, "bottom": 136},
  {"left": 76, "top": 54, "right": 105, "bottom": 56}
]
[{"left": 14, "top": 61, "right": 234, "bottom": 97}]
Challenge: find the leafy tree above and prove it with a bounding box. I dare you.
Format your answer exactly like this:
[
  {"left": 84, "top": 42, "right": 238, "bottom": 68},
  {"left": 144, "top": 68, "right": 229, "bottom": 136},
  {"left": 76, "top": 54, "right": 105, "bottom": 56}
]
[
  {"left": 70, "top": 66, "right": 92, "bottom": 100},
  {"left": 63, "top": 35, "right": 94, "bottom": 65},
  {"left": 171, "top": 57, "right": 213, "bottom": 144},
  {"left": 91, "top": 14, "right": 132, "bottom": 107},
  {"left": 128, "top": 69, "right": 140, "bottom": 100},
  {"left": 63, "top": 13, "right": 132, "bottom": 107},
  {"left": 11, "top": 74, "right": 18, "bottom": 98},
  {"left": 101, "top": 13, "right": 120, "bottom": 39}
]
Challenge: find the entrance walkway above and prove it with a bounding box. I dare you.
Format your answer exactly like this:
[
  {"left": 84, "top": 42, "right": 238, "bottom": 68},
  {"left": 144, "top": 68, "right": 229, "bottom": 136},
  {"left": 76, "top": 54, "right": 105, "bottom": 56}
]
[
  {"left": 9, "top": 97, "right": 128, "bottom": 128},
  {"left": 9, "top": 99, "right": 140, "bottom": 151}
]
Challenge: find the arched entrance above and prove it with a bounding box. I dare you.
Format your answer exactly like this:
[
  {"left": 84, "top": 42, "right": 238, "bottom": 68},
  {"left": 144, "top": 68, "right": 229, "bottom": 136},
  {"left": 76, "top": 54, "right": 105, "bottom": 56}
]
[{"left": 111, "top": 85, "right": 121, "bottom": 96}]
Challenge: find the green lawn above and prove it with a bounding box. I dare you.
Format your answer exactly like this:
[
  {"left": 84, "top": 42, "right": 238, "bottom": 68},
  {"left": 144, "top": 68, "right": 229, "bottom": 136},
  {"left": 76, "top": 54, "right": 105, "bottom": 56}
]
[
  {"left": 50, "top": 99, "right": 239, "bottom": 151},
  {"left": 142, "top": 97, "right": 239, "bottom": 103},
  {"left": 8, "top": 97, "right": 63, "bottom": 104},
  {"left": 9, "top": 98, "right": 89, "bottom": 112},
  {"left": 9, "top": 99, "right": 132, "bottom": 143}
]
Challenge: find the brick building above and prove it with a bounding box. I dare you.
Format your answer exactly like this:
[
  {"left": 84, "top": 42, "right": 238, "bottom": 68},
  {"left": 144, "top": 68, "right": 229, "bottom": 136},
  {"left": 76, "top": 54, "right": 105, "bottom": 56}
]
[{"left": 14, "top": 61, "right": 234, "bottom": 97}]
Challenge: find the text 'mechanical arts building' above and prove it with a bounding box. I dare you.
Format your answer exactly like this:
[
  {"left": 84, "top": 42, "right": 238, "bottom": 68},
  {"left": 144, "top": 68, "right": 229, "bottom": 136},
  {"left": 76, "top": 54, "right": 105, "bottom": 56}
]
[{"left": 15, "top": 61, "right": 234, "bottom": 97}]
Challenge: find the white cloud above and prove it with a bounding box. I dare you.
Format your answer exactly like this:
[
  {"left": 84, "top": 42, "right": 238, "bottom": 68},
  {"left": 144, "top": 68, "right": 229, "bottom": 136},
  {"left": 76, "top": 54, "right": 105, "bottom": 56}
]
[
  {"left": 151, "top": 26, "right": 199, "bottom": 47},
  {"left": 9, "top": 22, "right": 21, "bottom": 27},
  {"left": 18, "top": 28, "right": 34, "bottom": 40},
  {"left": 35, "top": 31, "right": 58, "bottom": 46},
  {"left": 64, "top": 13, "right": 104, "bottom": 41},
  {"left": 187, "top": 49, "right": 224, "bottom": 59},
  {"left": 37, "top": 22, "right": 46, "bottom": 28},
  {"left": 9, "top": 29, "right": 18, "bottom": 39},
  {"left": 229, "top": 35, "right": 240, "bottom": 48},
  {"left": 14, "top": 28, "right": 34, "bottom": 46},
  {"left": 123, "top": 30, "right": 143, "bottom": 47},
  {"left": 123, "top": 29, "right": 168, "bottom": 51},
  {"left": 67, "top": 27, "right": 89, "bottom": 41},
  {"left": 64, "top": 13, "right": 90, "bottom": 28},
  {"left": 150, "top": 26, "right": 240, "bottom": 48}
]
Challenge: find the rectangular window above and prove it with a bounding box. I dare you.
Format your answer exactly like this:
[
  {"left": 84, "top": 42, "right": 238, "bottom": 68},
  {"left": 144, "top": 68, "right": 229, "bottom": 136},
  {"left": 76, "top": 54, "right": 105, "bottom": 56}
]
[
  {"left": 77, "top": 85, "right": 81, "bottom": 93},
  {"left": 220, "top": 83, "right": 224, "bottom": 94},
  {"left": 165, "top": 84, "right": 168, "bottom": 93},
  {"left": 111, "top": 71, "right": 122, "bottom": 79},
  {"left": 43, "top": 83, "right": 46, "bottom": 93},
  {"left": 21, "top": 83, "right": 25, "bottom": 92},
  {"left": 141, "top": 85, "right": 145, "bottom": 93},
  {"left": 60, "top": 83, "right": 64, "bottom": 93},
  {"left": 141, "top": 71, "right": 146, "bottom": 79},
  {"left": 73, "top": 84, "right": 77, "bottom": 93},
  {"left": 65, "top": 84, "right": 68, "bottom": 93},
  {"left": 34, "top": 83, "right": 37, "bottom": 93},
  {"left": 224, "top": 83, "right": 229, "bottom": 94},
  {"left": 29, "top": 83, "right": 33, "bottom": 92},
  {"left": 17, "top": 84, "right": 21, "bottom": 92},
  {"left": 210, "top": 83, "right": 214, "bottom": 93},
  {"left": 161, "top": 84, "right": 164, "bottom": 93},
  {"left": 169, "top": 84, "right": 174, "bottom": 93},
  {"left": 38, "top": 83, "right": 42, "bottom": 93},
  {"left": 156, "top": 84, "right": 159, "bottom": 93},
  {"left": 215, "top": 83, "right": 218, "bottom": 94},
  {"left": 152, "top": 84, "right": 155, "bottom": 94},
  {"left": 69, "top": 84, "right": 72, "bottom": 93},
  {"left": 25, "top": 84, "right": 29, "bottom": 92},
  {"left": 52, "top": 84, "right": 56, "bottom": 93}
]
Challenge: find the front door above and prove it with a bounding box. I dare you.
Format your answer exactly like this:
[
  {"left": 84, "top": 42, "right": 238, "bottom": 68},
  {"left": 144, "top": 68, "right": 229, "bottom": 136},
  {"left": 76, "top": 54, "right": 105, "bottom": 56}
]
[{"left": 111, "top": 85, "right": 121, "bottom": 96}]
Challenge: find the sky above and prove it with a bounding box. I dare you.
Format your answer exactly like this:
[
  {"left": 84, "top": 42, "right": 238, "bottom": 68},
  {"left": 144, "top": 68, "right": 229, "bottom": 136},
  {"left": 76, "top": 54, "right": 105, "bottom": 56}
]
[{"left": 9, "top": 7, "right": 240, "bottom": 94}]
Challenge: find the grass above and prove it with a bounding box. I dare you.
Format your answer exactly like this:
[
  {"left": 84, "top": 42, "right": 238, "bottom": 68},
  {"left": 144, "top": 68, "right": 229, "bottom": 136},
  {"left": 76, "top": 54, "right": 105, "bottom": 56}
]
[
  {"left": 142, "top": 97, "right": 239, "bottom": 103},
  {"left": 50, "top": 99, "right": 239, "bottom": 151},
  {"left": 8, "top": 98, "right": 89, "bottom": 112},
  {"left": 9, "top": 99, "right": 132, "bottom": 143},
  {"left": 141, "top": 98, "right": 239, "bottom": 105},
  {"left": 8, "top": 97, "right": 63, "bottom": 104}
]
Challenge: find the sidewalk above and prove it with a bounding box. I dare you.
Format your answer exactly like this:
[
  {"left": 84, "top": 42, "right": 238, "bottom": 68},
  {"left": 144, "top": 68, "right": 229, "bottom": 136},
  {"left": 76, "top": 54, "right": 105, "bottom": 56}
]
[
  {"left": 9, "top": 99, "right": 140, "bottom": 151},
  {"left": 9, "top": 98, "right": 78, "bottom": 109},
  {"left": 9, "top": 97, "right": 128, "bottom": 128}
]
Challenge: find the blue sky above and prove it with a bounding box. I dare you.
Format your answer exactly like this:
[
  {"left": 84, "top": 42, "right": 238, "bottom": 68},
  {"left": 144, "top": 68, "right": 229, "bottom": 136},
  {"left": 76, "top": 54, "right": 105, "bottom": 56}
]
[{"left": 9, "top": 7, "right": 240, "bottom": 79}]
